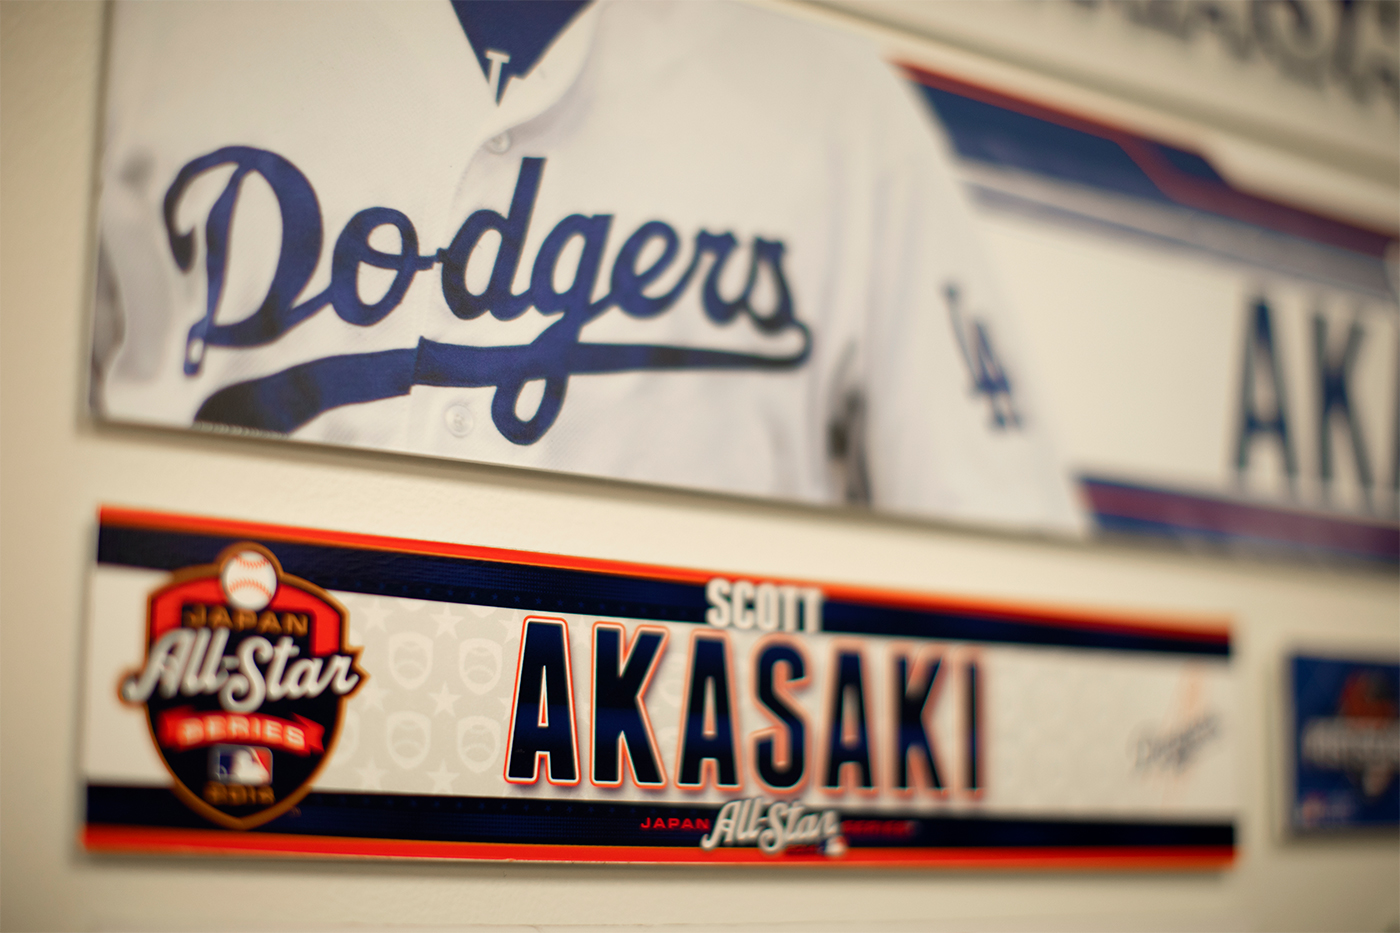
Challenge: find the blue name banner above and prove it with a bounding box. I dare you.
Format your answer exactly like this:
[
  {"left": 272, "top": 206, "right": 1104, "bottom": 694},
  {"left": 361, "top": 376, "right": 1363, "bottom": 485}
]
[{"left": 1291, "top": 655, "right": 1400, "bottom": 831}]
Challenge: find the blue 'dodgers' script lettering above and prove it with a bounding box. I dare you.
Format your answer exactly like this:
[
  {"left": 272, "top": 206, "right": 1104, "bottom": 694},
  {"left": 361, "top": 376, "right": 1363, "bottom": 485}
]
[{"left": 162, "top": 147, "right": 810, "bottom": 443}]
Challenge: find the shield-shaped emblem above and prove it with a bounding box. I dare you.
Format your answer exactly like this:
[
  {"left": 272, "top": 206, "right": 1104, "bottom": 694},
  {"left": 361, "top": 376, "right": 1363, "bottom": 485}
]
[{"left": 118, "top": 543, "right": 365, "bottom": 829}]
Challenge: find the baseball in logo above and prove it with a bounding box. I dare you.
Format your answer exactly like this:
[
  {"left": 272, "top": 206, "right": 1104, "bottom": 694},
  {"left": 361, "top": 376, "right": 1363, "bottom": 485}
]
[{"left": 118, "top": 543, "right": 365, "bottom": 829}]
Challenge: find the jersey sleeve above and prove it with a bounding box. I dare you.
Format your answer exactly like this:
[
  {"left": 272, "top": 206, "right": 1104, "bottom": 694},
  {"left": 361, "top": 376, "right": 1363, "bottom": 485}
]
[
  {"left": 855, "top": 69, "right": 1086, "bottom": 536},
  {"left": 90, "top": 3, "right": 190, "bottom": 423}
]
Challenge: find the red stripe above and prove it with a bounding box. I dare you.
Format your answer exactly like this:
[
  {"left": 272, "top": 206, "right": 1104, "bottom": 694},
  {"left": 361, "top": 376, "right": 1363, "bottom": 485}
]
[
  {"left": 901, "top": 63, "right": 1145, "bottom": 150},
  {"left": 897, "top": 62, "right": 1397, "bottom": 255},
  {"left": 98, "top": 506, "right": 1229, "bottom": 644},
  {"left": 100, "top": 506, "right": 716, "bottom": 584},
  {"left": 82, "top": 826, "right": 1233, "bottom": 869},
  {"left": 821, "top": 583, "right": 1230, "bottom": 645},
  {"left": 1083, "top": 481, "right": 1399, "bottom": 558}
]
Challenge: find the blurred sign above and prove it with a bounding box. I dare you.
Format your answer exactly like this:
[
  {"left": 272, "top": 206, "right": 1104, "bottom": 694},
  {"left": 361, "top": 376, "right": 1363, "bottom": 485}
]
[
  {"left": 1291, "top": 654, "right": 1400, "bottom": 831},
  {"left": 901, "top": 59, "right": 1399, "bottom": 563},
  {"left": 826, "top": 0, "right": 1399, "bottom": 174}
]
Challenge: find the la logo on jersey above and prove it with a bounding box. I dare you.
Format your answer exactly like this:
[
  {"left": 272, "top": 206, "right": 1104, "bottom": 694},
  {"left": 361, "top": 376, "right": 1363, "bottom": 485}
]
[{"left": 118, "top": 544, "right": 365, "bottom": 829}]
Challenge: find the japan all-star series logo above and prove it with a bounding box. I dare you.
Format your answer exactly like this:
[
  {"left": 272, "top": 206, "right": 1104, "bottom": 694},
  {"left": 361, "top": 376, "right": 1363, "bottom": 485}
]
[{"left": 119, "top": 544, "right": 365, "bottom": 829}]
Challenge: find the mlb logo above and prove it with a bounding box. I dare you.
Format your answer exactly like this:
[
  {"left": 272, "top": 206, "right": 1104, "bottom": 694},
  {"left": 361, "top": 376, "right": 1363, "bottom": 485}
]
[
  {"left": 126, "top": 543, "right": 362, "bottom": 829},
  {"left": 210, "top": 745, "right": 273, "bottom": 786}
]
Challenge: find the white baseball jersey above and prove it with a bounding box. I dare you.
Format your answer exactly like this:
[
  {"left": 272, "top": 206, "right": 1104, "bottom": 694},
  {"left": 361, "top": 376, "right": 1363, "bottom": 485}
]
[{"left": 93, "top": 0, "right": 1084, "bottom": 534}]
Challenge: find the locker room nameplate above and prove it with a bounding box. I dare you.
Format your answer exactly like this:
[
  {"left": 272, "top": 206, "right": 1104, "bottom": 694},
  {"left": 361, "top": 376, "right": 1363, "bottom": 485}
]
[{"left": 83, "top": 508, "right": 1236, "bottom": 867}]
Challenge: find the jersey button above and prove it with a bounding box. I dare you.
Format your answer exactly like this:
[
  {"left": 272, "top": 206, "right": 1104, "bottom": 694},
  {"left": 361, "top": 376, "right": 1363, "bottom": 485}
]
[
  {"left": 444, "top": 404, "right": 475, "bottom": 437},
  {"left": 484, "top": 132, "right": 511, "bottom": 154}
]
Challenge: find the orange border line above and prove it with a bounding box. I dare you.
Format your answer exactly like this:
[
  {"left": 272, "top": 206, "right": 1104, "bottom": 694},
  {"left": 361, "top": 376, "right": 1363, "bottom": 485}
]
[
  {"left": 817, "top": 583, "right": 1229, "bottom": 644},
  {"left": 100, "top": 506, "right": 714, "bottom": 584},
  {"left": 83, "top": 826, "right": 1234, "bottom": 870},
  {"left": 98, "top": 506, "right": 1230, "bottom": 643}
]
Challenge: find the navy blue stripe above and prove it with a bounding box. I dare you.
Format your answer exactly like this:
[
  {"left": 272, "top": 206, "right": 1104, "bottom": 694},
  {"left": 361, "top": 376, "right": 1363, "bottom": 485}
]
[
  {"left": 97, "top": 525, "right": 710, "bottom": 625},
  {"left": 195, "top": 348, "right": 417, "bottom": 433},
  {"left": 918, "top": 85, "right": 1172, "bottom": 205},
  {"left": 415, "top": 337, "right": 807, "bottom": 382},
  {"left": 195, "top": 339, "right": 808, "bottom": 434},
  {"left": 913, "top": 80, "right": 1395, "bottom": 259},
  {"left": 1094, "top": 512, "right": 1397, "bottom": 565},
  {"left": 86, "top": 784, "right": 1234, "bottom": 850},
  {"left": 1081, "top": 475, "right": 1399, "bottom": 565},
  {"left": 822, "top": 602, "right": 1228, "bottom": 657},
  {"left": 97, "top": 524, "right": 1229, "bottom": 655},
  {"left": 1152, "top": 142, "right": 1226, "bottom": 183}
]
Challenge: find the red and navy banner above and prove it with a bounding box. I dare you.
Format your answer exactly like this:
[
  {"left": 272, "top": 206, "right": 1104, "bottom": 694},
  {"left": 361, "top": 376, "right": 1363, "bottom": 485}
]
[{"left": 85, "top": 508, "right": 1236, "bottom": 867}]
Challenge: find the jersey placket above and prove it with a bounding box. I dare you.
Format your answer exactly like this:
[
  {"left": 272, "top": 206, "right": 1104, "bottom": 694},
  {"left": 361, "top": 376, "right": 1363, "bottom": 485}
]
[{"left": 405, "top": 2, "right": 602, "bottom": 457}]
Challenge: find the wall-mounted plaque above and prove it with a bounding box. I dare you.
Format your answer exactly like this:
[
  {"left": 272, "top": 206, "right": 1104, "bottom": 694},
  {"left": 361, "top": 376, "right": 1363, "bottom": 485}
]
[
  {"left": 84, "top": 507, "right": 1236, "bottom": 867},
  {"left": 1291, "top": 654, "right": 1400, "bottom": 832}
]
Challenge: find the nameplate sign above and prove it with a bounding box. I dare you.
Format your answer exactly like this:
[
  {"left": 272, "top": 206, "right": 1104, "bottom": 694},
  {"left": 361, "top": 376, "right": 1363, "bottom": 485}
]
[{"left": 83, "top": 508, "right": 1235, "bottom": 867}]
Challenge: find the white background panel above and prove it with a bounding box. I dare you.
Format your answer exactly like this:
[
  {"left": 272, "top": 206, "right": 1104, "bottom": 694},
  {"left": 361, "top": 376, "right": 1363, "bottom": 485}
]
[
  {"left": 985, "top": 213, "right": 1400, "bottom": 512},
  {"left": 2, "top": 3, "right": 1397, "bottom": 931}
]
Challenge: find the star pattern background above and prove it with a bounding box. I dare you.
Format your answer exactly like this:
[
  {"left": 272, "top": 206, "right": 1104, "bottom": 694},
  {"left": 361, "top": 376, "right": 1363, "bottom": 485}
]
[
  {"left": 313, "top": 594, "right": 1234, "bottom": 816},
  {"left": 317, "top": 596, "right": 692, "bottom": 801}
]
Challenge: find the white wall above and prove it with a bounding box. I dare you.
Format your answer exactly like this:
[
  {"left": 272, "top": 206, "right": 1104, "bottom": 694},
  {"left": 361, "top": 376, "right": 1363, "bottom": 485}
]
[
  {"left": 2, "top": 3, "right": 1396, "bottom": 930},
  {"left": 815, "top": 0, "right": 1400, "bottom": 190}
]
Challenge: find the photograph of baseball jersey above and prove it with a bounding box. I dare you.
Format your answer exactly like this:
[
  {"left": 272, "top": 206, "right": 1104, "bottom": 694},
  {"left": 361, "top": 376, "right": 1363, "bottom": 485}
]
[{"left": 90, "top": 0, "right": 1084, "bottom": 535}]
